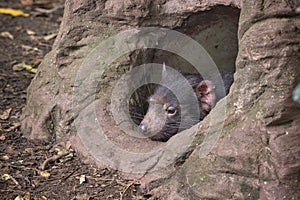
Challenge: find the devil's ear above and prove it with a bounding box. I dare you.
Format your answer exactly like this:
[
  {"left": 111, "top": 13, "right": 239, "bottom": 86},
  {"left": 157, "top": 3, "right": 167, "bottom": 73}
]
[
  {"left": 162, "top": 62, "right": 167, "bottom": 80},
  {"left": 195, "top": 80, "right": 216, "bottom": 113},
  {"left": 161, "top": 62, "right": 173, "bottom": 84}
]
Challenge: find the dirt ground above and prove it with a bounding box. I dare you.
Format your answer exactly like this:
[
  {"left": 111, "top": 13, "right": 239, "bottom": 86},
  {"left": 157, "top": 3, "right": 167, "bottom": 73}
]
[{"left": 0, "top": 1, "right": 148, "bottom": 199}]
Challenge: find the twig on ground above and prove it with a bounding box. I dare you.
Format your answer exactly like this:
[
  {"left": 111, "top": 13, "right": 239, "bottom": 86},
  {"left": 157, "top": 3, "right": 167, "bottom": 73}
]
[
  {"left": 120, "top": 181, "right": 140, "bottom": 200},
  {"left": 1, "top": 174, "right": 21, "bottom": 188},
  {"left": 40, "top": 150, "right": 69, "bottom": 170}
]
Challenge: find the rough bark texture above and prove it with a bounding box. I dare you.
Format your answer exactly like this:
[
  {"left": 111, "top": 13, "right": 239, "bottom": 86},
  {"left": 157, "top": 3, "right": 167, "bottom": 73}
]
[
  {"left": 21, "top": 0, "right": 300, "bottom": 199},
  {"left": 148, "top": 1, "right": 300, "bottom": 199}
]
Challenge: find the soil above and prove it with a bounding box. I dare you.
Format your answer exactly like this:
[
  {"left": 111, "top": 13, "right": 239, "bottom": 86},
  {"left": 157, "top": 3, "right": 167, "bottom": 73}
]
[{"left": 0, "top": 1, "right": 148, "bottom": 199}]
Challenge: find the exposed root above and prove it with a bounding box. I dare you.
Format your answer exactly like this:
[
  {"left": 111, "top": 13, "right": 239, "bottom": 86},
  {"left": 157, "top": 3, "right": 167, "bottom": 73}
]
[{"left": 40, "top": 150, "right": 69, "bottom": 170}]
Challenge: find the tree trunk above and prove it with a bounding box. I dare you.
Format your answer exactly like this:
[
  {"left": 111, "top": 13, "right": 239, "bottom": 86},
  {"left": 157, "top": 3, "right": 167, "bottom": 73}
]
[{"left": 21, "top": 0, "right": 300, "bottom": 199}]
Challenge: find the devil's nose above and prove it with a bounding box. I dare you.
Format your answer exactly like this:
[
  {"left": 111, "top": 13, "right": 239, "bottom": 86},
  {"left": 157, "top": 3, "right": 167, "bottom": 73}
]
[{"left": 139, "top": 123, "right": 147, "bottom": 133}]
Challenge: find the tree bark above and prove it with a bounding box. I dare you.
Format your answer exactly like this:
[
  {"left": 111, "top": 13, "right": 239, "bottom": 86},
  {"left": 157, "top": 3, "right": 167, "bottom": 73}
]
[{"left": 21, "top": 0, "right": 300, "bottom": 199}]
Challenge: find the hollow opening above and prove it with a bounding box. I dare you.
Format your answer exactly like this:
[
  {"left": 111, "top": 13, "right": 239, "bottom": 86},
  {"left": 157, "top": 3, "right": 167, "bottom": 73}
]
[
  {"left": 127, "top": 6, "right": 240, "bottom": 141},
  {"left": 96, "top": 5, "right": 240, "bottom": 148}
]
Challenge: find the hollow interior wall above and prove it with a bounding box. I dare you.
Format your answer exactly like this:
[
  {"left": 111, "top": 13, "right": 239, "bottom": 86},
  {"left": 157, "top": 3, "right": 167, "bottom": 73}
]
[{"left": 151, "top": 6, "right": 239, "bottom": 73}]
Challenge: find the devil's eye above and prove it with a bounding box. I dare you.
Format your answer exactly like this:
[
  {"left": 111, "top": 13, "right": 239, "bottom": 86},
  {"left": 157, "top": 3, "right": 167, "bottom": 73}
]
[{"left": 166, "top": 106, "right": 177, "bottom": 115}]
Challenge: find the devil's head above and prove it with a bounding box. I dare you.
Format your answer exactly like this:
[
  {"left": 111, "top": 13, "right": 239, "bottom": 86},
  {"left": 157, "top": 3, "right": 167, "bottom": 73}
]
[{"left": 139, "top": 63, "right": 216, "bottom": 142}]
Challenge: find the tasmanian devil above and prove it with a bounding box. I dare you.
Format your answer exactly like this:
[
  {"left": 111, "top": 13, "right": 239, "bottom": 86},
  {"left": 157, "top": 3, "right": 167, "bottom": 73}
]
[{"left": 139, "top": 64, "right": 234, "bottom": 142}]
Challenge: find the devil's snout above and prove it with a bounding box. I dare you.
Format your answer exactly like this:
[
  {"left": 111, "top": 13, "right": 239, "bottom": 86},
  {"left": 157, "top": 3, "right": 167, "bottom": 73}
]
[{"left": 139, "top": 123, "right": 147, "bottom": 134}]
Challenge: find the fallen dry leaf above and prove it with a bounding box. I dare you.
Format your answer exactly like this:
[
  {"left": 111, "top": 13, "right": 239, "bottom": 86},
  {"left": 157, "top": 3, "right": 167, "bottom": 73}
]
[
  {"left": 3, "top": 122, "right": 21, "bottom": 132},
  {"left": 24, "top": 192, "right": 31, "bottom": 200},
  {"left": 2, "top": 174, "right": 11, "bottom": 181},
  {"left": 24, "top": 148, "right": 34, "bottom": 154},
  {"left": 59, "top": 151, "right": 74, "bottom": 163},
  {"left": 15, "top": 26, "right": 22, "bottom": 31},
  {"left": 26, "top": 29, "right": 36, "bottom": 35},
  {"left": 43, "top": 33, "right": 57, "bottom": 41},
  {"left": 20, "top": 0, "right": 34, "bottom": 6},
  {"left": 21, "top": 45, "right": 34, "bottom": 51},
  {"left": 0, "top": 135, "right": 6, "bottom": 141},
  {"left": 0, "top": 31, "right": 14, "bottom": 40},
  {"left": 0, "top": 8, "right": 29, "bottom": 17},
  {"left": 41, "top": 196, "right": 48, "bottom": 200},
  {"left": 0, "top": 108, "right": 12, "bottom": 120},
  {"left": 15, "top": 195, "right": 24, "bottom": 200},
  {"left": 1, "top": 155, "right": 10, "bottom": 160},
  {"left": 22, "top": 63, "right": 37, "bottom": 73},
  {"left": 12, "top": 63, "right": 24, "bottom": 71},
  {"left": 79, "top": 175, "right": 86, "bottom": 184},
  {"left": 1, "top": 173, "right": 20, "bottom": 186},
  {"left": 38, "top": 170, "right": 51, "bottom": 179}
]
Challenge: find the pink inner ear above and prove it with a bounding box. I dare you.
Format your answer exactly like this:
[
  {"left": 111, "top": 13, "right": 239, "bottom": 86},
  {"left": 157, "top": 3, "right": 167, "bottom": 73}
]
[
  {"left": 198, "top": 82, "right": 208, "bottom": 93},
  {"left": 196, "top": 80, "right": 216, "bottom": 112},
  {"left": 196, "top": 80, "right": 213, "bottom": 95}
]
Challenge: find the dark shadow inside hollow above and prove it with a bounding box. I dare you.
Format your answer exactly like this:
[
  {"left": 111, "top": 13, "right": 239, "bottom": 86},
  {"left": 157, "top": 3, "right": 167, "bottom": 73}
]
[{"left": 128, "top": 6, "right": 240, "bottom": 73}]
